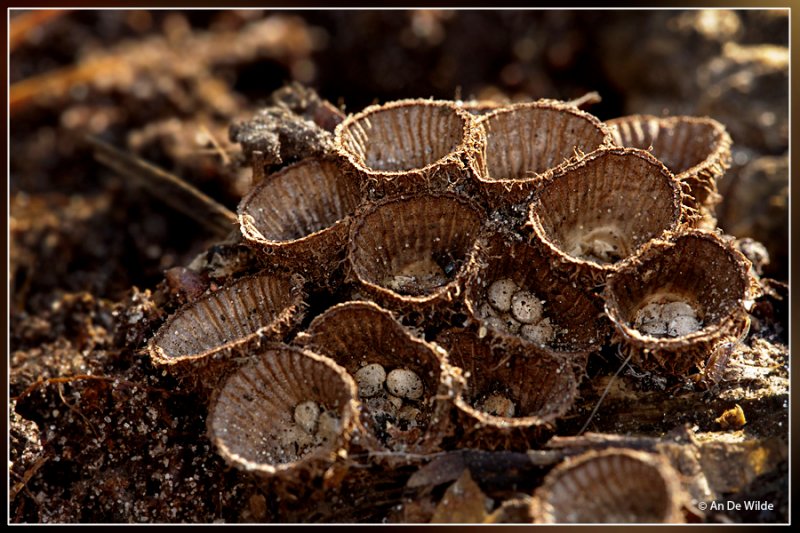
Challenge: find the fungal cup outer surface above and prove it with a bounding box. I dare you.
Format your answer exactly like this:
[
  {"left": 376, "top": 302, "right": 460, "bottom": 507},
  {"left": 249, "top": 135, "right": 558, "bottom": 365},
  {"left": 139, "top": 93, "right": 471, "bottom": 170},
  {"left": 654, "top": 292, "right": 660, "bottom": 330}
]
[
  {"left": 473, "top": 100, "right": 618, "bottom": 209},
  {"left": 434, "top": 327, "right": 580, "bottom": 450},
  {"left": 530, "top": 448, "right": 687, "bottom": 523},
  {"left": 237, "top": 157, "right": 363, "bottom": 287},
  {"left": 607, "top": 114, "right": 732, "bottom": 229},
  {"left": 464, "top": 229, "right": 610, "bottom": 359}
]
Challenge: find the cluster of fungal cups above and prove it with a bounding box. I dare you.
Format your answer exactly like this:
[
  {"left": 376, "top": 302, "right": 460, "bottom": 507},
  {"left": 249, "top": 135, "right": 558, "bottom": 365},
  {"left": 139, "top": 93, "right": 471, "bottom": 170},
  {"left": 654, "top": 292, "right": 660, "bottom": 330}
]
[{"left": 146, "top": 96, "right": 757, "bottom": 521}]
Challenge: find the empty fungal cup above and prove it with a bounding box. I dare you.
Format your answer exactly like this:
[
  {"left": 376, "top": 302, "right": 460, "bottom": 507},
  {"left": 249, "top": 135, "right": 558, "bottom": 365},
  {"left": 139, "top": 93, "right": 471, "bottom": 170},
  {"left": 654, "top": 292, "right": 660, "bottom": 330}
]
[
  {"left": 207, "top": 343, "right": 359, "bottom": 479},
  {"left": 147, "top": 271, "right": 306, "bottom": 389},
  {"left": 347, "top": 192, "right": 485, "bottom": 318},
  {"left": 608, "top": 115, "right": 732, "bottom": 228},
  {"left": 335, "top": 99, "right": 484, "bottom": 198},
  {"left": 527, "top": 147, "right": 684, "bottom": 286},
  {"left": 435, "top": 328, "right": 578, "bottom": 450},
  {"left": 604, "top": 230, "right": 754, "bottom": 375},
  {"left": 300, "top": 301, "right": 456, "bottom": 456},
  {"left": 475, "top": 101, "right": 615, "bottom": 208},
  {"left": 530, "top": 449, "right": 686, "bottom": 523},
  {"left": 238, "top": 157, "right": 362, "bottom": 286}
]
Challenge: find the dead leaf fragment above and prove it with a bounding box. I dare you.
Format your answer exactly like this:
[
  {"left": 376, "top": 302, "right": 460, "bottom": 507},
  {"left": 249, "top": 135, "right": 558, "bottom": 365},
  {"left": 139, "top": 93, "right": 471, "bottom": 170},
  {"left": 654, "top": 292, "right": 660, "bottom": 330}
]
[
  {"left": 430, "top": 469, "right": 493, "bottom": 523},
  {"left": 716, "top": 404, "right": 747, "bottom": 430}
]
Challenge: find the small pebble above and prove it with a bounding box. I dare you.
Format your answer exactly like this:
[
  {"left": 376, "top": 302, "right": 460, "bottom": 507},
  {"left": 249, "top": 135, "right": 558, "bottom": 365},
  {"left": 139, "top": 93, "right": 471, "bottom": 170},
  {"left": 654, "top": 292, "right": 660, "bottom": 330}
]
[
  {"left": 293, "top": 401, "right": 320, "bottom": 434},
  {"left": 387, "top": 394, "right": 404, "bottom": 411},
  {"left": 510, "top": 290, "right": 543, "bottom": 324},
  {"left": 365, "top": 395, "right": 399, "bottom": 418},
  {"left": 477, "top": 393, "right": 516, "bottom": 417},
  {"left": 484, "top": 316, "right": 508, "bottom": 332},
  {"left": 387, "top": 259, "right": 448, "bottom": 291},
  {"left": 635, "top": 303, "right": 662, "bottom": 323},
  {"left": 637, "top": 318, "right": 668, "bottom": 337},
  {"left": 585, "top": 238, "right": 618, "bottom": 263},
  {"left": 634, "top": 303, "right": 668, "bottom": 336},
  {"left": 662, "top": 301, "right": 697, "bottom": 319},
  {"left": 316, "top": 411, "right": 341, "bottom": 443},
  {"left": 386, "top": 368, "right": 424, "bottom": 400},
  {"left": 668, "top": 315, "right": 702, "bottom": 337},
  {"left": 278, "top": 424, "right": 313, "bottom": 450},
  {"left": 487, "top": 278, "right": 518, "bottom": 312},
  {"left": 355, "top": 363, "right": 386, "bottom": 398},
  {"left": 520, "top": 318, "right": 556, "bottom": 344},
  {"left": 398, "top": 405, "right": 422, "bottom": 426},
  {"left": 634, "top": 300, "right": 702, "bottom": 338},
  {"left": 479, "top": 302, "right": 499, "bottom": 319}
]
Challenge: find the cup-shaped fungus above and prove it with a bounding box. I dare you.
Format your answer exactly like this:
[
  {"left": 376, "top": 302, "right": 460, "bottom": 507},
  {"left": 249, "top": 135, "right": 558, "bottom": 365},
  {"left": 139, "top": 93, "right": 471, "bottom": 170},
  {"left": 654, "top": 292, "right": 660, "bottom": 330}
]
[
  {"left": 238, "top": 157, "right": 363, "bottom": 287},
  {"left": 148, "top": 271, "right": 306, "bottom": 391},
  {"left": 604, "top": 230, "right": 755, "bottom": 375},
  {"left": 607, "top": 115, "right": 732, "bottom": 228},
  {"left": 347, "top": 192, "right": 485, "bottom": 320},
  {"left": 207, "top": 343, "right": 359, "bottom": 481},
  {"left": 299, "top": 301, "right": 457, "bottom": 458},
  {"left": 464, "top": 230, "right": 608, "bottom": 358},
  {"left": 530, "top": 449, "right": 686, "bottom": 523},
  {"left": 474, "top": 100, "right": 615, "bottom": 208},
  {"left": 527, "top": 147, "right": 684, "bottom": 286},
  {"left": 335, "top": 99, "right": 485, "bottom": 199},
  {"left": 435, "top": 328, "right": 578, "bottom": 450}
]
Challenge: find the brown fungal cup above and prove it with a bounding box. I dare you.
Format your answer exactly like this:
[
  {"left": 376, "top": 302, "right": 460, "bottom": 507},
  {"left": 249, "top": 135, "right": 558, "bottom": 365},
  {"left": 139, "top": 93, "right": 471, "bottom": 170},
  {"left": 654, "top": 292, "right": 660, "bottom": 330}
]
[
  {"left": 527, "top": 147, "right": 684, "bottom": 286},
  {"left": 147, "top": 271, "right": 306, "bottom": 390},
  {"left": 238, "top": 157, "right": 362, "bottom": 286},
  {"left": 607, "top": 115, "right": 732, "bottom": 228},
  {"left": 530, "top": 449, "right": 686, "bottom": 523},
  {"left": 464, "top": 230, "right": 609, "bottom": 358},
  {"left": 435, "top": 328, "right": 578, "bottom": 450},
  {"left": 207, "top": 343, "right": 359, "bottom": 481},
  {"left": 347, "top": 192, "right": 485, "bottom": 320},
  {"left": 298, "top": 301, "right": 457, "bottom": 458},
  {"left": 334, "top": 98, "right": 484, "bottom": 199},
  {"left": 604, "top": 230, "right": 754, "bottom": 375},
  {"left": 474, "top": 100, "right": 615, "bottom": 208}
]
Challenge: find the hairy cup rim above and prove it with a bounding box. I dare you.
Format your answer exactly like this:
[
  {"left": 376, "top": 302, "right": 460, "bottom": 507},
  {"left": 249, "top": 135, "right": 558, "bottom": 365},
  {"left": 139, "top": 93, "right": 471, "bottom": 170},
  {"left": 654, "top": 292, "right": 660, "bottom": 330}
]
[
  {"left": 526, "top": 146, "right": 685, "bottom": 275},
  {"left": 334, "top": 98, "right": 481, "bottom": 177},
  {"left": 238, "top": 157, "right": 361, "bottom": 247}
]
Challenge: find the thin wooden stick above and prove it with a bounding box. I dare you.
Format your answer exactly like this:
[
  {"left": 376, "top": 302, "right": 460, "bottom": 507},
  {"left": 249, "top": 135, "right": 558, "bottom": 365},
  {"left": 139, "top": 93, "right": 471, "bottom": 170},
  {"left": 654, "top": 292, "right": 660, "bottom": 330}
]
[
  {"left": 566, "top": 91, "right": 602, "bottom": 109},
  {"left": 198, "top": 123, "right": 231, "bottom": 165},
  {"left": 9, "top": 9, "right": 69, "bottom": 52},
  {"left": 87, "top": 136, "right": 237, "bottom": 238},
  {"left": 578, "top": 351, "right": 632, "bottom": 435}
]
